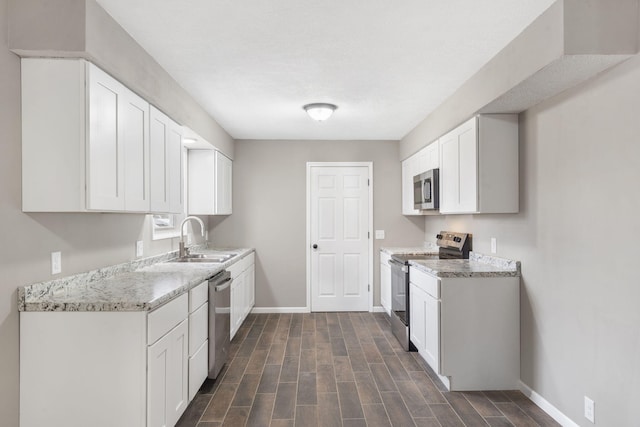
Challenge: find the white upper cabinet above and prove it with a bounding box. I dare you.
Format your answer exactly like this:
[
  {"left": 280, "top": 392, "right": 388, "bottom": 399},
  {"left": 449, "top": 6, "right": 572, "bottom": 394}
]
[
  {"left": 215, "top": 151, "right": 233, "bottom": 215},
  {"left": 439, "top": 115, "right": 518, "bottom": 214},
  {"left": 188, "top": 149, "right": 233, "bottom": 215},
  {"left": 22, "top": 58, "right": 151, "bottom": 212},
  {"left": 120, "top": 88, "right": 151, "bottom": 212},
  {"left": 401, "top": 140, "right": 439, "bottom": 216},
  {"left": 150, "top": 106, "right": 184, "bottom": 214}
]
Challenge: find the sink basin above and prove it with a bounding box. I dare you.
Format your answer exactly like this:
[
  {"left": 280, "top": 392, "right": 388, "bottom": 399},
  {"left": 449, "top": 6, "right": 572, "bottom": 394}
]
[{"left": 169, "top": 252, "right": 236, "bottom": 263}]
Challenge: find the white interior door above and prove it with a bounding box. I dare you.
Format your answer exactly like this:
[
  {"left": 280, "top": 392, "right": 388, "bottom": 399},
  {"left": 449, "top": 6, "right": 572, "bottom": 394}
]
[{"left": 309, "top": 164, "right": 370, "bottom": 311}]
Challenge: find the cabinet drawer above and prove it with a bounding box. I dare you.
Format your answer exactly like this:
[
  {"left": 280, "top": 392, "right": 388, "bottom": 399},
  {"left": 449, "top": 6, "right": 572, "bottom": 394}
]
[
  {"left": 188, "top": 340, "right": 208, "bottom": 402},
  {"left": 189, "top": 302, "right": 208, "bottom": 355},
  {"left": 409, "top": 267, "right": 440, "bottom": 299},
  {"left": 189, "top": 281, "right": 208, "bottom": 312},
  {"left": 229, "top": 252, "right": 255, "bottom": 278},
  {"left": 147, "top": 293, "right": 188, "bottom": 345}
]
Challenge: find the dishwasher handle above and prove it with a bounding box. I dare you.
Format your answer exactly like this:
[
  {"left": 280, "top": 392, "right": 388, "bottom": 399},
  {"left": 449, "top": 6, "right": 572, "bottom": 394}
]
[{"left": 215, "top": 277, "right": 232, "bottom": 292}]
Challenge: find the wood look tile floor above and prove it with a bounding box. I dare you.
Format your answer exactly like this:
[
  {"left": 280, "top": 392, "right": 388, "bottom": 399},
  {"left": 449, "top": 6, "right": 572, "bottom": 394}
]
[{"left": 177, "top": 313, "right": 559, "bottom": 427}]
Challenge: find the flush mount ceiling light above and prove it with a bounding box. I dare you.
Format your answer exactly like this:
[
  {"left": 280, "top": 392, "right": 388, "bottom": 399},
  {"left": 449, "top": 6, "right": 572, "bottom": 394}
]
[
  {"left": 182, "top": 137, "right": 198, "bottom": 144},
  {"left": 303, "top": 103, "right": 337, "bottom": 121}
]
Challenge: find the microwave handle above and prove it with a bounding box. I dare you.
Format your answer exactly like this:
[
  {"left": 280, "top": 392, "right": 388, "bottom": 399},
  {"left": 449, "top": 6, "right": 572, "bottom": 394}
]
[{"left": 422, "top": 180, "right": 430, "bottom": 202}]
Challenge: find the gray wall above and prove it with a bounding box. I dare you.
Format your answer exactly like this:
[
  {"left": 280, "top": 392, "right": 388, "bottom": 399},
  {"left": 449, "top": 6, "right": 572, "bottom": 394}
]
[
  {"left": 419, "top": 54, "right": 640, "bottom": 425},
  {"left": 208, "top": 140, "right": 426, "bottom": 309},
  {"left": 0, "top": 1, "right": 208, "bottom": 424}
]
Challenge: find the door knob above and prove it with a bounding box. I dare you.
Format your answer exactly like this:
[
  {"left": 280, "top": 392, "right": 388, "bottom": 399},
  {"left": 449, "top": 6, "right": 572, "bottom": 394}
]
[{"left": 312, "top": 244, "right": 318, "bottom": 249}]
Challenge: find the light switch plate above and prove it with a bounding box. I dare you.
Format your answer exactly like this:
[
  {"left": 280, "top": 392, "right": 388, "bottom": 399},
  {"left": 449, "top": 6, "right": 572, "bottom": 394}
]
[
  {"left": 51, "top": 251, "right": 61, "bottom": 275},
  {"left": 375, "top": 230, "right": 385, "bottom": 240},
  {"left": 584, "top": 396, "right": 595, "bottom": 423},
  {"left": 136, "top": 241, "right": 144, "bottom": 257}
]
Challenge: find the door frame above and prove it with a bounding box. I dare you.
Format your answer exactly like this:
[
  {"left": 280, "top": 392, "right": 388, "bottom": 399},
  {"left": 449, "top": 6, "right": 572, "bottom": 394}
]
[{"left": 306, "top": 162, "right": 374, "bottom": 312}]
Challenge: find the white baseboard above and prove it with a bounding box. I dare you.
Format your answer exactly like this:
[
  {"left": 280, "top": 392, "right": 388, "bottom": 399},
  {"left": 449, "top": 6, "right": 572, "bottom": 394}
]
[
  {"left": 519, "top": 381, "right": 579, "bottom": 427},
  {"left": 251, "top": 307, "right": 389, "bottom": 314},
  {"left": 251, "top": 307, "right": 310, "bottom": 314}
]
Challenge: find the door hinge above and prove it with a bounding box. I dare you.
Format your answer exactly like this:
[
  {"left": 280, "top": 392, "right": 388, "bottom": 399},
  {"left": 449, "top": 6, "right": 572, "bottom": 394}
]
[
  {"left": 368, "top": 284, "right": 370, "bottom": 292},
  {"left": 367, "top": 179, "right": 370, "bottom": 186},
  {"left": 368, "top": 232, "right": 370, "bottom": 239}
]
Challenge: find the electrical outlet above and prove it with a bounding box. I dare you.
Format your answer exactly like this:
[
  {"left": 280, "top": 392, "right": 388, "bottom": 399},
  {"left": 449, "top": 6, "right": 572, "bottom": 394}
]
[
  {"left": 584, "top": 396, "right": 595, "bottom": 423},
  {"left": 136, "top": 241, "right": 144, "bottom": 257},
  {"left": 51, "top": 251, "right": 62, "bottom": 275},
  {"left": 375, "top": 230, "right": 385, "bottom": 240},
  {"left": 491, "top": 237, "right": 497, "bottom": 254}
]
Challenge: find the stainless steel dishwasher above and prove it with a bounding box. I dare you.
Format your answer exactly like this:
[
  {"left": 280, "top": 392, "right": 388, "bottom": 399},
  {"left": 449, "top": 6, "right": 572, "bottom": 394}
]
[{"left": 208, "top": 270, "right": 231, "bottom": 379}]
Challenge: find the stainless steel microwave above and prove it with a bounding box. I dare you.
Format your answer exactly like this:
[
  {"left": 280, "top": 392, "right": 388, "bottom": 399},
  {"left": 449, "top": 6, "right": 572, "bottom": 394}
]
[{"left": 413, "top": 168, "right": 439, "bottom": 210}]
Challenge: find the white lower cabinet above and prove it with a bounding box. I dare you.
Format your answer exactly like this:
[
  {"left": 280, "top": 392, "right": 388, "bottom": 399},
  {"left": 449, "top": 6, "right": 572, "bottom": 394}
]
[
  {"left": 409, "top": 266, "right": 519, "bottom": 391},
  {"left": 229, "top": 253, "right": 256, "bottom": 340},
  {"left": 188, "top": 281, "right": 209, "bottom": 402},
  {"left": 147, "top": 318, "right": 189, "bottom": 427},
  {"left": 20, "top": 291, "right": 205, "bottom": 427},
  {"left": 409, "top": 283, "right": 427, "bottom": 364},
  {"left": 379, "top": 251, "right": 392, "bottom": 315}
]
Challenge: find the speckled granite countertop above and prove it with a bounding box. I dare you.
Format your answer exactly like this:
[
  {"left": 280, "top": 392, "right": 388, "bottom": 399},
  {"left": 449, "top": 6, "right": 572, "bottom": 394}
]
[
  {"left": 18, "top": 247, "right": 254, "bottom": 312},
  {"left": 409, "top": 252, "right": 520, "bottom": 278},
  {"left": 380, "top": 244, "right": 438, "bottom": 255}
]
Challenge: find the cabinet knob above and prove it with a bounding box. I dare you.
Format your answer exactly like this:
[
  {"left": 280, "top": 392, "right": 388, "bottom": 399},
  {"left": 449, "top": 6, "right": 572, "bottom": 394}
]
[{"left": 312, "top": 244, "right": 318, "bottom": 249}]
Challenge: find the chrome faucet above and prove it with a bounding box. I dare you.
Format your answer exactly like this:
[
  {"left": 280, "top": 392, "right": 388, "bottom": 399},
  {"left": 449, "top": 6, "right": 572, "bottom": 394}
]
[{"left": 179, "top": 216, "right": 205, "bottom": 258}]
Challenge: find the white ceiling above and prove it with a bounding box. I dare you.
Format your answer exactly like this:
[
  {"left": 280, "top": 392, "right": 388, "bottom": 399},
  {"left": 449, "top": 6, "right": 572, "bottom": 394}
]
[{"left": 96, "top": 0, "right": 556, "bottom": 141}]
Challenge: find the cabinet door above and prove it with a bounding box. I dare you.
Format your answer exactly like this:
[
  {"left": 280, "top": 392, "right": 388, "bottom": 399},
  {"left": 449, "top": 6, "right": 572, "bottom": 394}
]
[
  {"left": 402, "top": 156, "right": 422, "bottom": 215},
  {"left": 167, "top": 319, "right": 189, "bottom": 426},
  {"left": 424, "top": 141, "right": 439, "bottom": 171},
  {"left": 215, "top": 151, "right": 233, "bottom": 215},
  {"left": 147, "top": 319, "right": 189, "bottom": 427},
  {"left": 168, "top": 122, "right": 184, "bottom": 214},
  {"left": 415, "top": 146, "right": 429, "bottom": 176},
  {"left": 439, "top": 118, "right": 478, "bottom": 214},
  {"left": 87, "top": 64, "right": 125, "bottom": 211},
  {"left": 230, "top": 272, "right": 244, "bottom": 340},
  {"left": 409, "top": 283, "right": 426, "bottom": 353},
  {"left": 188, "top": 150, "right": 215, "bottom": 215},
  {"left": 457, "top": 119, "right": 478, "bottom": 213},
  {"left": 188, "top": 340, "right": 208, "bottom": 402},
  {"left": 439, "top": 129, "right": 460, "bottom": 214},
  {"left": 121, "top": 89, "right": 150, "bottom": 212},
  {"left": 380, "top": 260, "right": 391, "bottom": 314},
  {"left": 150, "top": 106, "right": 183, "bottom": 214},
  {"left": 245, "top": 263, "right": 255, "bottom": 316},
  {"left": 424, "top": 293, "right": 441, "bottom": 373},
  {"left": 150, "top": 107, "right": 170, "bottom": 213}
]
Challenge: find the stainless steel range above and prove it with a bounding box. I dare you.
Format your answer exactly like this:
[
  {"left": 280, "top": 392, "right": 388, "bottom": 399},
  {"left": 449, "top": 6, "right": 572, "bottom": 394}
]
[{"left": 389, "top": 231, "right": 471, "bottom": 351}]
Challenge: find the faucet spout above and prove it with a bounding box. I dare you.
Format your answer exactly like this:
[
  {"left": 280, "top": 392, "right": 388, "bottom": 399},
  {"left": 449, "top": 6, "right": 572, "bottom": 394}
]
[{"left": 179, "top": 216, "right": 205, "bottom": 258}]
